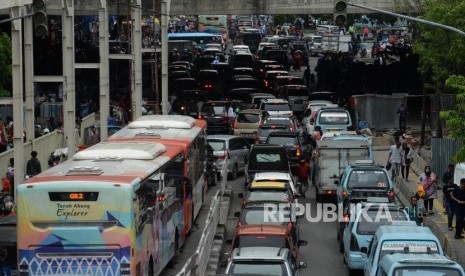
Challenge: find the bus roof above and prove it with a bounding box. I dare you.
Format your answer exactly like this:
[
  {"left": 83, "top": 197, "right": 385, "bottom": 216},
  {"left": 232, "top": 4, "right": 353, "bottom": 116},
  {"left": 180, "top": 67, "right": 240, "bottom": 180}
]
[
  {"left": 107, "top": 115, "right": 206, "bottom": 144},
  {"left": 168, "top": 32, "right": 217, "bottom": 38},
  {"left": 23, "top": 142, "right": 184, "bottom": 186}
]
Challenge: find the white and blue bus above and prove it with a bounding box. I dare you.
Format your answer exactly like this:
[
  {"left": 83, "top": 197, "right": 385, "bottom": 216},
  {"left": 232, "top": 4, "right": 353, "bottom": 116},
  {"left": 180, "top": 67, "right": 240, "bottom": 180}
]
[{"left": 167, "top": 32, "right": 220, "bottom": 50}]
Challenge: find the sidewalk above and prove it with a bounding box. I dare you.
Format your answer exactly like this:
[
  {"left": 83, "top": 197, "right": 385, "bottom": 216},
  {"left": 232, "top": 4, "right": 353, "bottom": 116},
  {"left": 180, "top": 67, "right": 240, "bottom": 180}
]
[{"left": 396, "top": 144, "right": 465, "bottom": 267}]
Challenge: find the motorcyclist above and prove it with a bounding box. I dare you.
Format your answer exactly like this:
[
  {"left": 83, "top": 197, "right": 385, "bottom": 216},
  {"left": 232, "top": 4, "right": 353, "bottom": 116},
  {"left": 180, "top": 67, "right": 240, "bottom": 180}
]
[{"left": 296, "top": 159, "right": 310, "bottom": 198}]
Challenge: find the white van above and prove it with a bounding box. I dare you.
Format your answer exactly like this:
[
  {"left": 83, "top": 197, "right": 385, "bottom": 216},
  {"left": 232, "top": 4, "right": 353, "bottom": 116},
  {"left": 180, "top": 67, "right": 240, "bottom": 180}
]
[{"left": 316, "top": 25, "right": 339, "bottom": 35}]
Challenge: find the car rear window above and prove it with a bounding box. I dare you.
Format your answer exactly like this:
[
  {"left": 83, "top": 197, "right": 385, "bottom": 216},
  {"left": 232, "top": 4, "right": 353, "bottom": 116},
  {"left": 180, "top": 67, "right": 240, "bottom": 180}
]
[
  {"left": 237, "top": 113, "right": 260, "bottom": 123},
  {"left": 318, "top": 111, "right": 349, "bottom": 124},
  {"left": 348, "top": 170, "right": 389, "bottom": 189},
  {"left": 236, "top": 236, "right": 287, "bottom": 248},
  {"left": 264, "top": 103, "right": 290, "bottom": 112},
  {"left": 287, "top": 88, "right": 308, "bottom": 96},
  {"left": 207, "top": 140, "right": 226, "bottom": 151},
  {"left": 248, "top": 190, "right": 290, "bottom": 203},
  {"left": 202, "top": 105, "right": 225, "bottom": 114},
  {"left": 255, "top": 153, "right": 282, "bottom": 162},
  {"left": 258, "top": 127, "right": 288, "bottom": 138},
  {"left": 267, "top": 136, "right": 297, "bottom": 146},
  {"left": 229, "top": 262, "right": 286, "bottom": 275},
  {"left": 356, "top": 210, "right": 408, "bottom": 235}
]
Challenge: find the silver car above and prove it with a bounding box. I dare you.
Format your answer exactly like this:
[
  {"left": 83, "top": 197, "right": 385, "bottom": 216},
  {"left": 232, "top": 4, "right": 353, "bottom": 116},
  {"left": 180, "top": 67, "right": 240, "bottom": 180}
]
[{"left": 207, "top": 135, "right": 250, "bottom": 180}]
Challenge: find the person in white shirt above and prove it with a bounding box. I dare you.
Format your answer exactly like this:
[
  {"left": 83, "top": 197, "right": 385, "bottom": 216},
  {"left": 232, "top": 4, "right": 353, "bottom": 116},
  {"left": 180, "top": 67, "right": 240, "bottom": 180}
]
[{"left": 388, "top": 141, "right": 405, "bottom": 181}]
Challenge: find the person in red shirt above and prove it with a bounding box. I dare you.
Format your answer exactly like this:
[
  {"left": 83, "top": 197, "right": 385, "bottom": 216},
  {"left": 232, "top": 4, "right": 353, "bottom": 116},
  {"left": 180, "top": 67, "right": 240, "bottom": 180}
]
[{"left": 296, "top": 159, "right": 310, "bottom": 198}]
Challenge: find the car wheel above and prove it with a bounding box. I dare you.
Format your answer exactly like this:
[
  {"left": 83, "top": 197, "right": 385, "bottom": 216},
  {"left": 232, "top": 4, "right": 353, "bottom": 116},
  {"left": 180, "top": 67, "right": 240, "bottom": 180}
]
[{"left": 339, "top": 239, "right": 344, "bottom": 253}]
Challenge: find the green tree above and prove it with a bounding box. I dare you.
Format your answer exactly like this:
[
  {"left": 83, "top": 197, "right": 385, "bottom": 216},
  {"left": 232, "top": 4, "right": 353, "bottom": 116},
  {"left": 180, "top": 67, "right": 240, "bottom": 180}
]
[
  {"left": 0, "top": 32, "right": 12, "bottom": 97},
  {"left": 440, "top": 75, "right": 465, "bottom": 162},
  {"left": 413, "top": 0, "right": 465, "bottom": 85}
]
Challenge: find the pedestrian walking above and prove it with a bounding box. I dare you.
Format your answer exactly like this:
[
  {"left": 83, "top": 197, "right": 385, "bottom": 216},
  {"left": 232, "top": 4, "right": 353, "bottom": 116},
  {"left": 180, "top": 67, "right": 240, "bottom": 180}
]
[
  {"left": 397, "top": 103, "right": 408, "bottom": 131},
  {"left": 26, "top": 151, "right": 42, "bottom": 178},
  {"left": 406, "top": 196, "right": 425, "bottom": 226},
  {"left": 401, "top": 142, "right": 413, "bottom": 181},
  {"left": 303, "top": 65, "right": 311, "bottom": 88},
  {"left": 443, "top": 163, "right": 455, "bottom": 187},
  {"left": 388, "top": 141, "right": 404, "bottom": 182},
  {"left": 418, "top": 165, "right": 437, "bottom": 215},
  {"left": 443, "top": 175, "right": 456, "bottom": 231},
  {"left": 451, "top": 178, "right": 465, "bottom": 239}
]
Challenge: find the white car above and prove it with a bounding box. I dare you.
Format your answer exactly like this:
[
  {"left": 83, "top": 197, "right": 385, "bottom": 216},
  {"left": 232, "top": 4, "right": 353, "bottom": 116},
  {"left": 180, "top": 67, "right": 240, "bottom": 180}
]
[
  {"left": 230, "top": 45, "right": 251, "bottom": 55},
  {"left": 259, "top": 98, "right": 292, "bottom": 117},
  {"left": 301, "top": 100, "right": 337, "bottom": 134}
]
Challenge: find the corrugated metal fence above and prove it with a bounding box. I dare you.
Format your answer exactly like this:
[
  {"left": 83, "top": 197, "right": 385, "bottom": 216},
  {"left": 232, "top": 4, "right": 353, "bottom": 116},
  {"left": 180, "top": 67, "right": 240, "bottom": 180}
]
[
  {"left": 354, "top": 94, "right": 407, "bottom": 130},
  {"left": 431, "top": 138, "right": 462, "bottom": 185}
]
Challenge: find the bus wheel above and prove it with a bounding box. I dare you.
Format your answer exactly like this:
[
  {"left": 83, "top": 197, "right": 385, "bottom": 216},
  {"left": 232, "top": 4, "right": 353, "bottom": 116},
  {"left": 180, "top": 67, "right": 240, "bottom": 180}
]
[{"left": 148, "top": 258, "right": 154, "bottom": 276}]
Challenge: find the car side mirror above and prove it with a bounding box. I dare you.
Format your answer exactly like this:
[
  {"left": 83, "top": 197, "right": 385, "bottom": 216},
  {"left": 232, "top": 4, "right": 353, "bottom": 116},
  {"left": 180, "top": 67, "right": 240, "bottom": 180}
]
[
  {"left": 234, "top": 211, "right": 241, "bottom": 217},
  {"left": 299, "top": 261, "right": 307, "bottom": 269},
  {"left": 298, "top": 240, "right": 308, "bottom": 246},
  {"left": 238, "top": 193, "right": 244, "bottom": 198},
  {"left": 360, "top": 247, "right": 368, "bottom": 254}
]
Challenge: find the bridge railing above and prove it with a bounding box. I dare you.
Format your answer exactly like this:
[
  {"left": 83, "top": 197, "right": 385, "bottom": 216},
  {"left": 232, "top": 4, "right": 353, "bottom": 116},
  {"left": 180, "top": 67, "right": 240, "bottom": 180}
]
[{"left": 177, "top": 157, "right": 228, "bottom": 275}]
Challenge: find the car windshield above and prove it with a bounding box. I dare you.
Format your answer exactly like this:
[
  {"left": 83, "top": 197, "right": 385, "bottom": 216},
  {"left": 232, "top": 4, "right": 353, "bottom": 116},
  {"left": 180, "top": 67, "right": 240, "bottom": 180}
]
[
  {"left": 253, "top": 97, "right": 273, "bottom": 105},
  {"left": 318, "top": 111, "right": 349, "bottom": 124},
  {"left": 288, "top": 88, "right": 308, "bottom": 97},
  {"left": 241, "top": 208, "right": 290, "bottom": 225},
  {"left": 393, "top": 267, "right": 461, "bottom": 276},
  {"left": 258, "top": 127, "right": 288, "bottom": 138},
  {"left": 236, "top": 235, "right": 287, "bottom": 248},
  {"left": 264, "top": 103, "right": 290, "bottom": 112},
  {"left": 248, "top": 190, "right": 290, "bottom": 203},
  {"left": 379, "top": 241, "right": 439, "bottom": 263},
  {"left": 356, "top": 210, "right": 408, "bottom": 235},
  {"left": 348, "top": 170, "right": 389, "bottom": 189},
  {"left": 267, "top": 136, "right": 297, "bottom": 146},
  {"left": 207, "top": 140, "right": 226, "bottom": 151},
  {"left": 237, "top": 113, "right": 260, "bottom": 123},
  {"left": 229, "top": 261, "right": 286, "bottom": 276}
]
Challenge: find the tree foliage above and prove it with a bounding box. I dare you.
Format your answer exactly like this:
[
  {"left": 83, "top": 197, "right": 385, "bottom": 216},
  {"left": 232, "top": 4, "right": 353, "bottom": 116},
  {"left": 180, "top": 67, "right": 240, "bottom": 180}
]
[
  {"left": 412, "top": 0, "right": 465, "bottom": 85},
  {"left": 0, "top": 32, "right": 12, "bottom": 97},
  {"left": 440, "top": 75, "right": 465, "bottom": 162}
]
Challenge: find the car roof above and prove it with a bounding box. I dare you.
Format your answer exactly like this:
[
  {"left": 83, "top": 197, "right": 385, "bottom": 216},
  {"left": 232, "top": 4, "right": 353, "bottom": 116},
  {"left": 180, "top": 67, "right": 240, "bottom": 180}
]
[
  {"left": 254, "top": 172, "right": 291, "bottom": 180},
  {"left": 207, "top": 135, "right": 237, "bottom": 141},
  {"left": 239, "top": 109, "right": 263, "bottom": 115},
  {"left": 268, "top": 131, "right": 298, "bottom": 137},
  {"left": 250, "top": 93, "right": 275, "bottom": 98},
  {"left": 236, "top": 224, "right": 289, "bottom": 236},
  {"left": 250, "top": 181, "right": 287, "bottom": 189},
  {"left": 375, "top": 225, "right": 438, "bottom": 241},
  {"left": 230, "top": 246, "right": 289, "bottom": 261},
  {"left": 379, "top": 253, "right": 460, "bottom": 270}
]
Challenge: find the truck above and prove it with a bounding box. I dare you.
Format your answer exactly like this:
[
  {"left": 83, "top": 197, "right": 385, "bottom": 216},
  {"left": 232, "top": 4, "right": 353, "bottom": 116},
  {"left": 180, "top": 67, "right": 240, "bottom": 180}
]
[
  {"left": 312, "top": 139, "right": 372, "bottom": 202},
  {"left": 321, "top": 34, "right": 351, "bottom": 53}
]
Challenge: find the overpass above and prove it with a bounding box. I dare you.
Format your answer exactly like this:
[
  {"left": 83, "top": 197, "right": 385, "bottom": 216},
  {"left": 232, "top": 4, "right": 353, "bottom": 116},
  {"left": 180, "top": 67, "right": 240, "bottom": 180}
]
[{"left": 66, "top": 0, "right": 399, "bottom": 16}]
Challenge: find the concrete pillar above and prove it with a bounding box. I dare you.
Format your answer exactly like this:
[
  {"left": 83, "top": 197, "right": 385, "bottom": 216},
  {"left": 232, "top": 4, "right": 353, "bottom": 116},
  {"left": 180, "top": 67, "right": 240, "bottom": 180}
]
[
  {"left": 161, "top": 0, "right": 170, "bottom": 115},
  {"left": 10, "top": 6, "right": 25, "bottom": 200},
  {"left": 62, "top": 0, "right": 76, "bottom": 157},
  {"left": 99, "top": 0, "right": 109, "bottom": 139},
  {"left": 24, "top": 16, "right": 35, "bottom": 144},
  {"left": 131, "top": 0, "right": 142, "bottom": 120}
]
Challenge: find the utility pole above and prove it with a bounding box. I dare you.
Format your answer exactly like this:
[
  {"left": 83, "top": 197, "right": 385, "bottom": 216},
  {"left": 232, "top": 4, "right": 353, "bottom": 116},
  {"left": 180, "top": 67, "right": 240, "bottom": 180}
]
[{"left": 161, "top": 0, "right": 170, "bottom": 115}]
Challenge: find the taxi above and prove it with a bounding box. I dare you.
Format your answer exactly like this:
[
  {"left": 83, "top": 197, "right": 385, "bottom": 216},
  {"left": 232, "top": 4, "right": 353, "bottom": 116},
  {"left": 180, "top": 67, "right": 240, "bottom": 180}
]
[
  {"left": 341, "top": 199, "right": 409, "bottom": 273},
  {"left": 336, "top": 161, "right": 394, "bottom": 240},
  {"left": 226, "top": 224, "right": 308, "bottom": 261},
  {"left": 377, "top": 253, "right": 465, "bottom": 276},
  {"left": 363, "top": 225, "right": 444, "bottom": 276},
  {"left": 239, "top": 181, "right": 297, "bottom": 208}
]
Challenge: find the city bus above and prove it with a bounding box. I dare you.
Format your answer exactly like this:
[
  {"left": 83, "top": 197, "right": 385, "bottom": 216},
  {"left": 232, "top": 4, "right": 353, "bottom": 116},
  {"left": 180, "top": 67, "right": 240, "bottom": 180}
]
[
  {"left": 198, "top": 15, "right": 228, "bottom": 45},
  {"left": 167, "top": 32, "right": 220, "bottom": 50},
  {"left": 107, "top": 115, "right": 207, "bottom": 241},
  {"left": 18, "top": 141, "right": 187, "bottom": 275}
]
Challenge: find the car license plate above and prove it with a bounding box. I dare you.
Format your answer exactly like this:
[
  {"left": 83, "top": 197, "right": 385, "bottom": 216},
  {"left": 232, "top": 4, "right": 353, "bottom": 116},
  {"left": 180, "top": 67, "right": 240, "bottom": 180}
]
[{"left": 241, "top": 133, "right": 256, "bottom": 139}]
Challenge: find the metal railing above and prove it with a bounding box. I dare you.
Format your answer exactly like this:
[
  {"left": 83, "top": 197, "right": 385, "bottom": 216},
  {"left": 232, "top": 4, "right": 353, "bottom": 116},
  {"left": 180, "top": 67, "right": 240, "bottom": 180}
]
[{"left": 177, "top": 157, "right": 228, "bottom": 275}]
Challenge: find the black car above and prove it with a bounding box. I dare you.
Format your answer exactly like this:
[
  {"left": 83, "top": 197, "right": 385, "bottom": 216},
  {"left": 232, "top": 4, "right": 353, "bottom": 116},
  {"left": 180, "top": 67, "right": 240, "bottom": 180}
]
[
  {"left": 200, "top": 101, "right": 233, "bottom": 134},
  {"left": 172, "top": 89, "right": 208, "bottom": 116},
  {"left": 265, "top": 131, "right": 308, "bottom": 171},
  {"left": 245, "top": 144, "right": 291, "bottom": 182}
]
